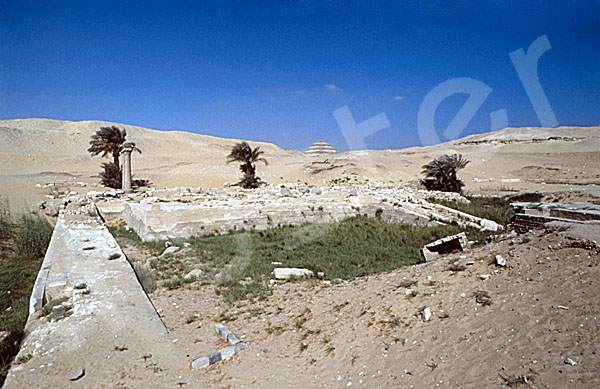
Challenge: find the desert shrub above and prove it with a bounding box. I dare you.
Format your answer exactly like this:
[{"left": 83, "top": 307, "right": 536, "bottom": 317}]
[
  {"left": 133, "top": 178, "right": 151, "bottom": 188},
  {"left": 99, "top": 162, "right": 122, "bottom": 189},
  {"left": 15, "top": 213, "right": 53, "bottom": 260},
  {"left": 133, "top": 264, "right": 156, "bottom": 294},
  {"left": 162, "top": 277, "right": 183, "bottom": 290},
  {"left": 428, "top": 196, "right": 514, "bottom": 226},
  {"left": 108, "top": 225, "right": 143, "bottom": 246}
]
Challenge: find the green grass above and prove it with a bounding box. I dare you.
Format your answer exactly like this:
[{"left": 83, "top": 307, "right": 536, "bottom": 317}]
[
  {"left": 0, "top": 209, "right": 52, "bottom": 385},
  {"left": 428, "top": 196, "right": 515, "bottom": 226},
  {"left": 15, "top": 213, "right": 53, "bottom": 260},
  {"left": 137, "top": 215, "right": 497, "bottom": 304}
]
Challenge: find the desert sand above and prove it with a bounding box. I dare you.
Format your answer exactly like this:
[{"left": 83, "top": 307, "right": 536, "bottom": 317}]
[
  {"left": 121, "top": 228, "right": 597, "bottom": 388},
  {"left": 1, "top": 119, "right": 599, "bottom": 212},
  {"left": 1, "top": 118, "right": 599, "bottom": 388}
]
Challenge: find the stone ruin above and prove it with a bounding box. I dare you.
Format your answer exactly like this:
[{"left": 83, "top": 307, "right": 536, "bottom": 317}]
[
  {"left": 511, "top": 201, "right": 600, "bottom": 233},
  {"left": 8, "top": 181, "right": 508, "bottom": 385},
  {"left": 85, "top": 183, "right": 504, "bottom": 242},
  {"left": 421, "top": 232, "right": 470, "bottom": 261}
]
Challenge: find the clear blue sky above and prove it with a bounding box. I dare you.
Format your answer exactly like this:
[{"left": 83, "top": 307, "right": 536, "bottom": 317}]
[{"left": 1, "top": 1, "right": 599, "bottom": 151}]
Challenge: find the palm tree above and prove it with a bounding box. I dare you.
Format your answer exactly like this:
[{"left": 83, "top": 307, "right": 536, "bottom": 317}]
[
  {"left": 421, "top": 153, "right": 470, "bottom": 193},
  {"left": 88, "top": 126, "right": 127, "bottom": 168},
  {"left": 88, "top": 126, "right": 142, "bottom": 189},
  {"left": 227, "top": 142, "right": 268, "bottom": 189}
]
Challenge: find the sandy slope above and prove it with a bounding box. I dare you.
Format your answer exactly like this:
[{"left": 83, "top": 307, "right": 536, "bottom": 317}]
[
  {"left": 118, "top": 228, "right": 599, "bottom": 388},
  {"left": 1, "top": 119, "right": 599, "bottom": 212},
  {"left": 2, "top": 118, "right": 600, "bottom": 387}
]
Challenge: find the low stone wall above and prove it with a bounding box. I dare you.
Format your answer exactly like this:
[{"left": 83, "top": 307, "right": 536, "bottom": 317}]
[
  {"left": 513, "top": 213, "right": 552, "bottom": 233},
  {"left": 511, "top": 202, "right": 600, "bottom": 233},
  {"left": 4, "top": 200, "right": 201, "bottom": 388},
  {"left": 123, "top": 201, "right": 433, "bottom": 242}
]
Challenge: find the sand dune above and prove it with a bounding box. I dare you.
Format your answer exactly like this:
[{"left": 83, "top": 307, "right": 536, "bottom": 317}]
[{"left": 1, "top": 118, "right": 599, "bottom": 211}]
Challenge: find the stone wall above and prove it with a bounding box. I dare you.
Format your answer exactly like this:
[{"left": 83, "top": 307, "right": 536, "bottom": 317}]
[
  {"left": 123, "top": 201, "right": 434, "bottom": 242},
  {"left": 4, "top": 200, "right": 202, "bottom": 387},
  {"left": 511, "top": 202, "right": 600, "bottom": 233}
]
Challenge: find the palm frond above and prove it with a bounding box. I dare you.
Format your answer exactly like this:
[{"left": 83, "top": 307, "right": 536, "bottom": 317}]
[
  {"left": 421, "top": 153, "right": 470, "bottom": 193},
  {"left": 227, "top": 142, "right": 268, "bottom": 188}
]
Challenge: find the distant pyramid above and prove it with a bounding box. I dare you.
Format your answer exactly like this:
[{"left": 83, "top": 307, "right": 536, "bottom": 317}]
[{"left": 304, "top": 140, "right": 337, "bottom": 155}]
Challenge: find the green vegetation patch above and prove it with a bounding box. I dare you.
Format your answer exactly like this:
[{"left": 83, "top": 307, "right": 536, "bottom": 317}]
[
  {"left": 428, "top": 196, "right": 515, "bottom": 226},
  {"left": 0, "top": 209, "right": 51, "bottom": 384},
  {"left": 139, "top": 215, "right": 497, "bottom": 304}
]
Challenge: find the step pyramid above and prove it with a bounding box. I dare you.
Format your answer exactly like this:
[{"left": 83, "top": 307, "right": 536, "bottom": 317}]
[{"left": 304, "top": 140, "right": 337, "bottom": 155}]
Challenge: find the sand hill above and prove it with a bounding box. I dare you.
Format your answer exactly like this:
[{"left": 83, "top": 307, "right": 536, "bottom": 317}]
[
  {"left": 1, "top": 118, "right": 599, "bottom": 387},
  {"left": 1, "top": 118, "right": 599, "bottom": 211}
]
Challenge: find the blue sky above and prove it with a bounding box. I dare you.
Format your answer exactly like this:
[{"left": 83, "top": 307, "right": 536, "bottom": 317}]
[{"left": 1, "top": 1, "right": 599, "bottom": 151}]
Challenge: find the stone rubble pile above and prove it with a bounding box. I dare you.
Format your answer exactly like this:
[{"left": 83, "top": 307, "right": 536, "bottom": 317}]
[{"left": 38, "top": 182, "right": 502, "bottom": 241}]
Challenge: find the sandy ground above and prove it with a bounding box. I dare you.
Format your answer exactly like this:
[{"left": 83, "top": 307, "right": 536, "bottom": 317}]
[
  {"left": 2, "top": 119, "right": 600, "bottom": 387},
  {"left": 116, "top": 227, "right": 600, "bottom": 388}
]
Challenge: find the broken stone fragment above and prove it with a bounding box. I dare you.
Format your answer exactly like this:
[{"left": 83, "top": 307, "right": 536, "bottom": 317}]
[
  {"left": 479, "top": 274, "right": 490, "bottom": 280},
  {"left": 421, "top": 232, "right": 470, "bottom": 261},
  {"left": 479, "top": 219, "right": 500, "bottom": 231},
  {"left": 310, "top": 187, "right": 322, "bottom": 195},
  {"left": 69, "top": 368, "right": 85, "bottom": 381},
  {"left": 184, "top": 269, "right": 203, "bottom": 281},
  {"left": 191, "top": 342, "right": 248, "bottom": 370},
  {"left": 280, "top": 187, "right": 292, "bottom": 197},
  {"left": 495, "top": 254, "right": 507, "bottom": 267},
  {"left": 44, "top": 281, "right": 69, "bottom": 303},
  {"left": 423, "top": 307, "right": 432, "bottom": 321},
  {"left": 160, "top": 246, "right": 180, "bottom": 257},
  {"left": 215, "top": 323, "right": 240, "bottom": 345},
  {"left": 564, "top": 357, "right": 577, "bottom": 366},
  {"left": 273, "top": 268, "right": 314, "bottom": 280},
  {"left": 107, "top": 253, "right": 121, "bottom": 260}
]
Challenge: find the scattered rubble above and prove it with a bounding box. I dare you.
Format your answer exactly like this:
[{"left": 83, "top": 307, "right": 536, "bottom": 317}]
[
  {"left": 422, "top": 307, "right": 432, "bottom": 321},
  {"left": 191, "top": 324, "right": 248, "bottom": 370}
]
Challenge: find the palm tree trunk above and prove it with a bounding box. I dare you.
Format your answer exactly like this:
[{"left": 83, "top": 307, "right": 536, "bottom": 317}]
[{"left": 113, "top": 153, "right": 121, "bottom": 173}]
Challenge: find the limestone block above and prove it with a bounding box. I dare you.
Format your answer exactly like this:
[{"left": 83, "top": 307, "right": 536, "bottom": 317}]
[
  {"left": 480, "top": 218, "right": 500, "bottom": 231},
  {"left": 273, "top": 268, "right": 314, "bottom": 280}
]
